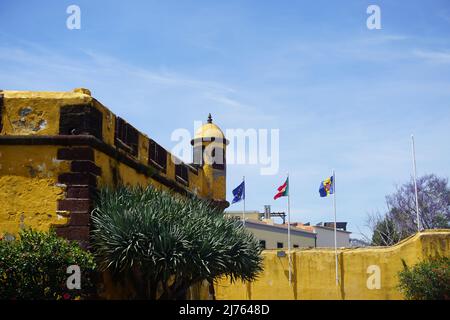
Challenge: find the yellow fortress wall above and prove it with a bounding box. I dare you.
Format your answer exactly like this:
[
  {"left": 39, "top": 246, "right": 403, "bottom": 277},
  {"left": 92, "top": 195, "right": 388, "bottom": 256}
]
[
  {"left": 0, "top": 88, "right": 229, "bottom": 247},
  {"left": 214, "top": 230, "right": 450, "bottom": 300},
  {"left": 0, "top": 145, "right": 70, "bottom": 234}
]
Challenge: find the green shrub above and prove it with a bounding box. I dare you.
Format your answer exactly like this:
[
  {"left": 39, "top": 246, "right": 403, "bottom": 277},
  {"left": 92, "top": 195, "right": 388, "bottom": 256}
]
[
  {"left": 91, "top": 185, "right": 263, "bottom": 300},
  {"left": 398, "top": 256, "right": 450, "bottom": 300},
  {"left": 0, "top": 229, "right": 96, "bottom": 300}
]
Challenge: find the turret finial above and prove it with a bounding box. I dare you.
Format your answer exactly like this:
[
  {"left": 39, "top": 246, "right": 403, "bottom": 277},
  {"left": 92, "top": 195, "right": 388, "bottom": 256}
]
[{"left": 207, "top": 113, "right": 213, "bottom": 123}]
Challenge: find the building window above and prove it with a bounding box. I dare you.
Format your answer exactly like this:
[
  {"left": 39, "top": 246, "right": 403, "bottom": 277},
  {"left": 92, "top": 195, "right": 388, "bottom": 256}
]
[
  {"left": 259, "top": 240, "right": 266, "bottom": 250},
  {"left": 148, "top": 139, "right": 167, "bottom": 172},
  {"left": 175, "top": 163, "right": 189, "bottom": 185},
  {"left": 277, "top": 242, "right": 283, "bottom": 249},
  {"left": 114, "top": 117, "right": 139, "bottom": 157},
  {"left": 293, "top": 244, "right": 299, "bottom": 248}
]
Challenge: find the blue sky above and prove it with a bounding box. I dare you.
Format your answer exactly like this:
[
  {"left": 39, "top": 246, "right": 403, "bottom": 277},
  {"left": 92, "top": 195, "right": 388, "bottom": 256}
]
[{"left": 1, "top": 0, "right": 450, "bottom": 239}]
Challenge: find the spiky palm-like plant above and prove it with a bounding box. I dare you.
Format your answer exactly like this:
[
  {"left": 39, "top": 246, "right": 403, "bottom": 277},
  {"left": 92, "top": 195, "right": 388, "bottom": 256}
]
[{"left": 91, "top": 185, "right": 263, "bottom": 300}]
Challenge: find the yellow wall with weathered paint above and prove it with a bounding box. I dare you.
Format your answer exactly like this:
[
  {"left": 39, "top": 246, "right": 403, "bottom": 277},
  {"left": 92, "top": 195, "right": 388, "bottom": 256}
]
[
  {"left": 0, "top": 146, "right": 70, "bottom": 235},
  {"left": 1, "top": 90, "right": 92, "bottom": 136},
  {"left": 0, "top": 89, "right": 228, "bottom": 239},
  {"left": 214, "top": 230, "right": 450, "bottom": 300},
  {"left": 94, "top": 150, "right": 156, "bottom": 189},
  {"left": 0, "top": 89, "right": 224, "bottom": 200}
]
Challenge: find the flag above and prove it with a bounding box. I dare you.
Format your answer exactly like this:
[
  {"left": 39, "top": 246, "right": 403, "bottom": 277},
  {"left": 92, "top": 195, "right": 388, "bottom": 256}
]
[
  {"left": 274, "top": 177, "right": 289, "bottom": 200},
  {"left": 232, "top": 181, "right": 245, "bottom": 204},
  {"left": 319, "top": 176, "right": 334, "bottom": 197}
]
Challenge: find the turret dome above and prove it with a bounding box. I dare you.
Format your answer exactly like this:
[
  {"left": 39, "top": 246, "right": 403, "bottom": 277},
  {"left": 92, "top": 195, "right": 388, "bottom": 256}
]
[{"left": 191, "top": 114, "right": 228, "bottom": 145}]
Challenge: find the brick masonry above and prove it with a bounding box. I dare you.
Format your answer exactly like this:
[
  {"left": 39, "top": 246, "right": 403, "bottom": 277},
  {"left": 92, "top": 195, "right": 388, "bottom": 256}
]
[
  {"left": 57, "top": 147, "right": 95, "bottom": 161},
  {"left": 59, "top": 104, "right": 103, "bottom": 140},
  {"left": 55, "top": 147, "right": 102, "bottom": 249}
]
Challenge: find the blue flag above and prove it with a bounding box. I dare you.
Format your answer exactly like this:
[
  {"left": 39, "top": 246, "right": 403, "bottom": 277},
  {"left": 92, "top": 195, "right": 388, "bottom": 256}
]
[{"left": 232, "top": 181, "right": 245, "bottom": 204}]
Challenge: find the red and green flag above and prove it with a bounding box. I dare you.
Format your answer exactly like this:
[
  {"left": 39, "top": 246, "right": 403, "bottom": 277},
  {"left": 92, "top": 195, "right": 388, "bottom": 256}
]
[{"left": 274, "top": 177, "right": 289, "bottom": 200}]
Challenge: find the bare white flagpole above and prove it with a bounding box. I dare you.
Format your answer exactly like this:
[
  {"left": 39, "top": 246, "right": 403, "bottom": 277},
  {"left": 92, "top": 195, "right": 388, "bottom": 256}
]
[
  {"left": 411, "top": 135, "right": 421, "bottom": 232},
  {"left": 287, "top": 173, "right": 292, "bottom": 286},
  {"left": 332, "top": 170, "right": 339, "bottom": 286},
  {"left": 242, "top": 176, "right": 246, "bottom": 227}
]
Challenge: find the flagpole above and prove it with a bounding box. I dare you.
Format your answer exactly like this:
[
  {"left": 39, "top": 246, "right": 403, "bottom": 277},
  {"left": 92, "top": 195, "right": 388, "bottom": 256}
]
[
  {"left": 332, "top": 170, "right": 338, "bottom": 286},
  {"left": 411, "top": 135, "right": 421, "bottom": 233},
  {"left": 242, "top": 176, "right": 246, "bottom": 227},
  {"left": 287, "top": 173, "right": 292, "bottom": 286}
]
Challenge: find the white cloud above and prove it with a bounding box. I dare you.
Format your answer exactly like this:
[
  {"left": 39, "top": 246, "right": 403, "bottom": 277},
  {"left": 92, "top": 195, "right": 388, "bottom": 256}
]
[
  {"left": 0, "top": 43, "right": 258, "bottom": 125},
  {"left": 0, "top": 43, "right": 236, "bottom": 95},
  {"left": 413, "top": 49, "right": 450, "bottom": 64}
]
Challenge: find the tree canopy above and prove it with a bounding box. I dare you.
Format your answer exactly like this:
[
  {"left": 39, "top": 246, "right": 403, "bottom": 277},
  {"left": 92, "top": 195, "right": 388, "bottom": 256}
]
[{"left": 370, "top": 174, "right": 450, "bottom": 246}]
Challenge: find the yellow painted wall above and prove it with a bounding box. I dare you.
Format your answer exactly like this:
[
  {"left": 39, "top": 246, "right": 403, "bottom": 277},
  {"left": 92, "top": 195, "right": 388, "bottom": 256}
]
[
  {"left": 0, "top": 89, "right": 226, "bottom": 238},
  {"left": 99, "top": 271, "right": 213, "bottom": 300},
  {"left": 1, "top": 90, "right": 93, "bottom": 136},
  {"left": 0, "top": 88, "right": 229, "bottom": 247},
  {"left": 95, "top": 150, "right": 155, "bottom": 189},
  {"left": 0, "top": 89, "right": 223, "bottom": 203},
  {"left": 214, "top": 230, "right": 450, "bottom": 300},
  {"left": 0, "top": 146, "right": 69, "bottom": 236}
]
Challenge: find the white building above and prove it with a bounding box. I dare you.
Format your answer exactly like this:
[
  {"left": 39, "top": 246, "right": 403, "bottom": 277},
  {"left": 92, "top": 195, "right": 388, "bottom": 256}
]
[
  {"left": 311, "top": 224, "right": 351, "bottom": 248},
  {"left": 225, "top": 211, "right": 351, "bottom": 248}
]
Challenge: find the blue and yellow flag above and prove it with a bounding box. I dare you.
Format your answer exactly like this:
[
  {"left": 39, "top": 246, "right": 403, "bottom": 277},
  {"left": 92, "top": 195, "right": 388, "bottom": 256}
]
[
  {"left": 319, "top": 176, "right": 334, "bottom": 197},
  {"left": 232, "top": 181, "right": 245, "bottom": 204}
]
